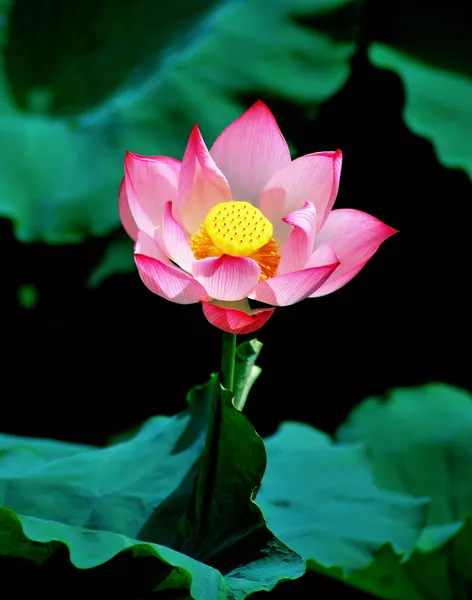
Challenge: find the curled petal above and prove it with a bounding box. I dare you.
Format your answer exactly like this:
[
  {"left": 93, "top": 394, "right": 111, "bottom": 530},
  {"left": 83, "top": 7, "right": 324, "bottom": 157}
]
[
  {"left": 192, "top": 255, "right": 261, "bottom": 301},
  {"left": 260, "top": 150, "right": 342, "bottom": 243},
  {"left": 305, "top": 243, "right": 339, "bottom": 268},
  {"left": 277, "top": 201, "right": 317, "bottom": 275},
  {"left": 210, "top": 100, "right": 291, "bottom": 204},
  {"left": 249, "top": 262, "right": 339, "bottom": 306},
  {"left": 118, "top": 177, "right": 139, "bottom": 241},
  {"left": 202, "top": 299, "right": 275, "bottom": 334},
  {"left": 176, "top": 126, "right": 232, "bottom": 234},
  {"left": 160, "top": 201, "right": 194, "bottom": 273},
  {"left": 311, "top": 209, "right": 398, "bottom": 297},
  {"left": 135, "top": 232, "right": 207, "bottom": 304},
  {"left": 125, "top": 153, "right": 180, "bottom": 235}
]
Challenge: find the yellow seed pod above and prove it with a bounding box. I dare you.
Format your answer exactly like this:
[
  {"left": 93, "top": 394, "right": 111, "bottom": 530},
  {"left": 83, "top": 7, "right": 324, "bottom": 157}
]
[{"left": 204, "top": 201, "right": 273, "bottom": 257}]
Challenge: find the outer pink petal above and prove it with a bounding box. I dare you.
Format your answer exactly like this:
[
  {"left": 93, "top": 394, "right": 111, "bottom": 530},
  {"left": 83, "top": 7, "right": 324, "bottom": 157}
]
[
  {"left": 249, "top": 262, "right": 339, "bottom": 306},
  {"left": 260, "top": 150, "right": 342, "bottom": 243},
  {"left": 125, "top": 152, "right": 180, "bottom": 235},
  {"left": 202, "top": 300, "right": 275, "bottom": 334},
  {"left": 310, "top": 208, "right": 398, "bottom": 297},
  {"left": 277, "top": 201, "right": 317, "bottom": 275},
  {"left": 118, "top": 177, "right": 139, "bottom": 241},
  {"left": 210, "top": 100, "right": 291, "bottom": 204},
  {"left": 192, "top": 255, "right": 261, "bottom": 301},
  {"left": 160, "top": 201, "right": 194, "bottom": 273},
  {"left": 176, "top": 126, "right": 232, "bottom": 234},
  {"left": 134, "top": 232, "right": 207, "bottom": 304}
]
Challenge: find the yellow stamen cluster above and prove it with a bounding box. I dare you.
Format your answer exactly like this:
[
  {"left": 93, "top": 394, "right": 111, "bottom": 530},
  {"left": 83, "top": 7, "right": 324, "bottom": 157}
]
[{"left": 190, "top": 201, "right": 280, "bottom": 281}]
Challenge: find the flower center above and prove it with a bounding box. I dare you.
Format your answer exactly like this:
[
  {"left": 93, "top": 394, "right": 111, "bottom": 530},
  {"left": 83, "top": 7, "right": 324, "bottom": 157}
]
[
  {"left": 204, "top": 201, "right": 273, "bottom": 257},
  {"left": 190, "top": 201, "right": 280, "bottom": 281}
]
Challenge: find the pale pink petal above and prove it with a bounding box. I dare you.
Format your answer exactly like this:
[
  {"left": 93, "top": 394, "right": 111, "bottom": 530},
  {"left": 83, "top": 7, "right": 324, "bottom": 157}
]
[
  {"left": 135, "top": 230, "right": 170, "bottom": 263},
  {"left": 125, "top": 152, "right": 180, "bottom": 235},
  {"left": 160, "top": 201, "right": 194, "bottom": 273},
  {"left": 260, "top": 150, "right": 342, "bottom": 243},
  {"left": 125, "top": 167, "right": 154, "bottom": 237},
  {"left": 118, "top": 177, "right": 139, "bottom": 241},
  {"left": 202, "top": 299, "right": 275, "bottom": 334},
  {"left": 310, "top": 208, "right": 398, "bottom": 297},
  {"left": 249, "top": 262, "right": 339, "bottom": 306},
  {"left": 277, "top": 201, "right": 317, "bottom": 275},
  {"left": 305, "top": 243, "right": 338, "bottom": 267},
  {"left": 210, "top": 100, "right": 291, "bottom": 204},
  {"left": 192, "top": 255, "right": 261, "bottom": 301},
  {"left": 176, "top": 126, "right": 232, "bottom": 234},
  {"left": 134, "top": 232, "right": 207, "bottom": 304}
]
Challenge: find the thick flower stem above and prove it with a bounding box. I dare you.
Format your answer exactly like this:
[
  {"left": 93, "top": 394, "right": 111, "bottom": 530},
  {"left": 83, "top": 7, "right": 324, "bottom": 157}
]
[{"left": 221, "top": 332, "right": 237, "bottom": 392}]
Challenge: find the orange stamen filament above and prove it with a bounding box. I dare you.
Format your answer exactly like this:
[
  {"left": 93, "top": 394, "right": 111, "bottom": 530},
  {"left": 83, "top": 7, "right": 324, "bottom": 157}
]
[{"left": 190, "top": 225, "right": 280, "bottom": 281}]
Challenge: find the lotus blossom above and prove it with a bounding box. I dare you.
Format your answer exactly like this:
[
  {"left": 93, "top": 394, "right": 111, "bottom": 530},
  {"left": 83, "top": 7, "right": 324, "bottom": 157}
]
[{"left": 119, "top": 101, "right": 396, "bottom": 334}]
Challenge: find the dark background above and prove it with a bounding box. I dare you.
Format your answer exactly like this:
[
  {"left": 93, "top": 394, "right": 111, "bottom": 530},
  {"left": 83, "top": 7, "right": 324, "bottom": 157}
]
[{"left": 2, "top": 50, "right": 471, "bottom": 446}]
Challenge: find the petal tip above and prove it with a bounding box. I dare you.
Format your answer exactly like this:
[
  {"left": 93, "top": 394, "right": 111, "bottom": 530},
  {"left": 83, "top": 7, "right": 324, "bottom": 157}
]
[
  {"left": 378, "top": 221, "right": 399, "bottom": 240},
  {"left": 253, "top": 98, "right": 270, "bottom": 111},
  {"left": 190, "top": 124, "right": 202, "bottom": 139},
  {"left": 124, "top": 150, "right": 135, "bottom": 163},
  {"left": 250, "top": 99, "right": 278, "bottom": 122},
  {"left": 334, "top": 149, "right": 343, "bottom": 168}
]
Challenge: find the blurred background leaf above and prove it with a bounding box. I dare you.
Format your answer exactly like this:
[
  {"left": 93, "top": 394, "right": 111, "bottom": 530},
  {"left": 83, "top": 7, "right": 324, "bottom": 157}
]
[
  {"left": 0, "top": 0, "right": 361, "bottom": 245},
  {"left": 0, "top": 0, "right": 221, "bottom": 242},
  {"left": 257, "top": 421, "right": 428, "bottom": 597},
  {"left": 368, "top": 46, "right": 472, "bottom": 181},
  {"left": 17, "top": 283, "right": 38, "bottom": 309},
  {"left": 337, "top": 383, "right": 472, "bottom": 599},
  {"left": 256, "top": 383, "right": 472, "bottom": 599},
  {"left": 367, "top": 1, "right": 472, "bottom": 180}
]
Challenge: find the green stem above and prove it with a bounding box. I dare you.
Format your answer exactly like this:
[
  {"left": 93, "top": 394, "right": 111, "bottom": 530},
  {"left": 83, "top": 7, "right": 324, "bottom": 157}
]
[{"left": 221, "top": 332, "right": 237, "bottom": 392}]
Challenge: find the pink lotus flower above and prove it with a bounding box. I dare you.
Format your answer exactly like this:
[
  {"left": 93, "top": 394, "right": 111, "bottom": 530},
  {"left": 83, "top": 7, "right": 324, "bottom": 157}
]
[{"left": 120, "top": 101, "right": 396, "bottom": 334}]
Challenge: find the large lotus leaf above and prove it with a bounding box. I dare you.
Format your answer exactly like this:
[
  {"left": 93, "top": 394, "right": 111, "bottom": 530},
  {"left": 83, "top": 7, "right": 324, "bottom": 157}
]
[
  {"left": 0, "top": 0, "right": 360, "bottom": 244},
  {"left": 0, "top": 374, "right": 304, "bottom": 598},
  {"left": 0, "top": 507, "right": 227, "bottom": 598},
  {"left": 336, "top": 383, "right": 472, "bottom": 599},
  {"left": 256, "top": 422, "right": 428, "bottom": 589}
]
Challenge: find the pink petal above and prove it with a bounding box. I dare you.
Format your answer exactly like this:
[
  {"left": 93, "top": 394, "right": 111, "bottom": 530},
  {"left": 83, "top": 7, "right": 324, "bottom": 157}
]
[
  {"left": 210, "top": 100, "right": 291, "bottom": 204},
  {"left": 125, "top": 152, "right": 180, "bottom": 236},
  {"left": 160, "top": 201, "right": 194, "bottom": 273},
  {"left": 305, "top": 243, "right": 339, "bottom": 267},
  {"left": 202, "top": 300, "right": 275, "bottom": 334},
  {"left": 135, "top": 230, "right": 170, "bottom": 262},
  {"left": 249, "top": 262, "right": 339, "bottom": 306},
  {"left": 277, "top": 201, "right": 317, "bottom": 275},
  {"left": 310, "top": 208, "right": 398, "bottom": 297},
  {"left": 192, "top": 255, "right": 261, "bottom": 301},
  {"left": 260, "top": 150, "right": 342, "bottom": 243},
  {"left": 176, "top": 126, "right": 232, "bottom": 234},
  {"left": 118, "top": 177, "right": 139, "bottom": 241},
  {"left": 134, "top": 232, "right": 207, "bottom": 304}
]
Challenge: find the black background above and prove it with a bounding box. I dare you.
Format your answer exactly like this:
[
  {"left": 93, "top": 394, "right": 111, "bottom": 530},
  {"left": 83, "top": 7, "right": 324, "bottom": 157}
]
[{"left": 2, "top": 52, "right": 471, "bottom": 446}]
